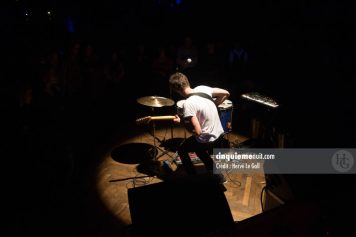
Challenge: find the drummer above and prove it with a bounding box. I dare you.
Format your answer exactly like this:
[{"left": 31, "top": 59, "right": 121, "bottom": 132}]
[{"left": 168, "top": 72, "right": 230, "bottom": 183}]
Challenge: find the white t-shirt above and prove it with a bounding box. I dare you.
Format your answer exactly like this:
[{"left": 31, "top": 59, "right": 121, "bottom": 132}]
[{"left": 183, "top": 85, "right": 224, "bottom": 143}]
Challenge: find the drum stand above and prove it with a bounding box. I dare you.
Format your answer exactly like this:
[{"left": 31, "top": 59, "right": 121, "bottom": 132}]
[
  {"left": 220, "top": 104, "right": 243, "bottom": 148},
  {"left": 138, "top": 107, "right": 174, "bottom": 178},
  {"left": 149, "top": 107, "right": 174, "bottom": 160}
]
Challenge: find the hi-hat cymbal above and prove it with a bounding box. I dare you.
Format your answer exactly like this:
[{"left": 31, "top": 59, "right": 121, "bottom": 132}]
[{"left": 137, "top": 96, "right": 175, "bottom": 107}]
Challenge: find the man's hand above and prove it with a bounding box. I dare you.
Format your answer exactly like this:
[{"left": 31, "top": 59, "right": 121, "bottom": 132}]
[
  {"left": 173, "top": 115, "right": 181, "bottom": 124},
  {"left": 212, "top": 88, "right": 230, "bottom": 105}
]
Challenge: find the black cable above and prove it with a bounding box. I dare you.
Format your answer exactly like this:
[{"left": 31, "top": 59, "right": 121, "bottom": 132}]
[
  {"left": 224, "top": 171, "right": 241, "bottom": 187},
  {"left": 123, "top": 171, "right": 156, "bottom": 189},
  {"left": 260, "top": 185, "right": 267, "bottom": 212}
]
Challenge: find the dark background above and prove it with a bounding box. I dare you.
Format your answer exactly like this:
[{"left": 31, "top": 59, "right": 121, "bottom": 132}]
[{"left": 2, "top": 0, "right": 356, "bottom": 146}]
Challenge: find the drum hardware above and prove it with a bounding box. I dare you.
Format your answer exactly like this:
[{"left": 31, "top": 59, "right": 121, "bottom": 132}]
[
  {"left": 137, "top": 96, "right": 175, "bottom": 108},
  {"left": 137, "top": 95, "right": 175, "bottom": 140},
  {"left": 218, "top": 99, "right": 234, "bottom": 134},
  {"left": 217, "top": 99, "right": 244, "bottom": 148},
  {"left": 136, "top": 96, "right": 176, "bottom": 161}
]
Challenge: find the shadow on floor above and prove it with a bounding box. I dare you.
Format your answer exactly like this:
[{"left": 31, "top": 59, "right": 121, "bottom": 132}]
[
  {"left": 111, "top": 142, "right": 157, "bottom": 164},
  {"left": 159, "top": 137, "right": 186, "bottom": 152}
]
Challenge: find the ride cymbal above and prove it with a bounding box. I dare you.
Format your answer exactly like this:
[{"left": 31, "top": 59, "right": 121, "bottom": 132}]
[{"left": 137, "top": 96, "right": 175, "bottom": 107}]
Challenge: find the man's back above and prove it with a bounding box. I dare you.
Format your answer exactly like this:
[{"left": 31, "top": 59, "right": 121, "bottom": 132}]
[{"left": 184, "top": 86, "right": 224, "bottom": 142}]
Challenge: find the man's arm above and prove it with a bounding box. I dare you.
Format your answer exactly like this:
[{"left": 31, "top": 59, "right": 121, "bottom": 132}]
[
  {"left": 182, "top": 116, "right": 202, "bottom": 136},
  {"left": 212, "top": 88, "right": 230, "bottom": 105}
]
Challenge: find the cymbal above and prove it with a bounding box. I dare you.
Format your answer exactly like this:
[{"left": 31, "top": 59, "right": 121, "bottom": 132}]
[{"left": 137, "top": 96, "right": 175, "bottom": 107}]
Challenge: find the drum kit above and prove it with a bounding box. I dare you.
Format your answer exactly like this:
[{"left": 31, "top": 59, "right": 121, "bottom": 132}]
[
  {"left": 218, "top": 99, "right": 234, "bottom": 133},
  {"left": 136, "top": 95, "right": 234, "bottom": 159},
  {"left": 137, "top": 96, "right": 175, "bottom": 108},
  {"left": 136, "top": 96, "right": 175, "bottom": 160}
]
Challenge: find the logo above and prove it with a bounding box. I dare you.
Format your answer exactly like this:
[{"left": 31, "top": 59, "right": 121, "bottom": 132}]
[{"left": 331, "top": 150, "right": 354, "bottom": 173}]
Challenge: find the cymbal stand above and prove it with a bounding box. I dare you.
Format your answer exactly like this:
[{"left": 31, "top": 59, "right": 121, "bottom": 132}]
[{"left": 149, "top": 107, "right": 174, "bottom": 160}]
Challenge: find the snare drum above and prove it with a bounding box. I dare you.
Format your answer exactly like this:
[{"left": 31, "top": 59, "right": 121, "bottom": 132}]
[
  {"left": 176, "top": 100, "right": 186, "bottom": 117},
  {"left": 218, "top": 99, "right": 233, "bottom": 133}
]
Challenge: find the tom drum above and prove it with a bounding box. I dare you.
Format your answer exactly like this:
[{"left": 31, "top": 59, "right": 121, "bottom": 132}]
[{"left": 218, "top": 99, "right": 233, "bottom": 133}]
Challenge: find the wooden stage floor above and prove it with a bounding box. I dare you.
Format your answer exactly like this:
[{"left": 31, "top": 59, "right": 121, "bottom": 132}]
[{"left": 94, "top": 125, "right": 267, "bottom": 236}]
